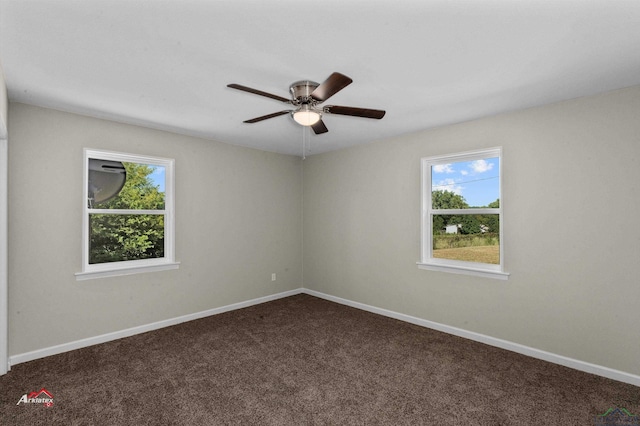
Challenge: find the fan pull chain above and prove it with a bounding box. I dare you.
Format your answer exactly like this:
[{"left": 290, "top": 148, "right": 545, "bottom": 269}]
[{"left": 302, "top": 125, "right": 311, "bottom": 159}]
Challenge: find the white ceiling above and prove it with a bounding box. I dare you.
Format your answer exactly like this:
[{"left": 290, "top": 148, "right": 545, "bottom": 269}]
[{"left": 1, "top": 0, "right": 640, "bottom": 156}]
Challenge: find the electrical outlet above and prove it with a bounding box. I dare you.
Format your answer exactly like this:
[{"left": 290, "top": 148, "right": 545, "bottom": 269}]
[{"left": 271, "top": 273, "right": 276, "bottom": 281}]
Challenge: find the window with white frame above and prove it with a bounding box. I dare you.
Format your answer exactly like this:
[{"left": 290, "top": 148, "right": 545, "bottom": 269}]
[
  {"left": 418, "top": 147, "right": 508, "bottom": 280},
  {"left": 76, "top": 149, "right": 178, "bottom": 280}
]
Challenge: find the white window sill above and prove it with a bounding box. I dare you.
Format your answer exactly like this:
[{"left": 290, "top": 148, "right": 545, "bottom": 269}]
[
  {"left": 75, "top": 262, "right": 180, "bottom": 281},
  {"left": 417, "top": 262, "right": 509, "bottom": 281}
]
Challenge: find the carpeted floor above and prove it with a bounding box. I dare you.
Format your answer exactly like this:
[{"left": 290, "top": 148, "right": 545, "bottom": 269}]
[{"left": 1, "top": 294, "right": 638, "bottom": 425}]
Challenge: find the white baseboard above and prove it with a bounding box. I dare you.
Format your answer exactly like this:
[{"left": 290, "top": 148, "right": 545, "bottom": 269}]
[
  {"left": 8, "top": 288, "right": 303, "bottom": 368},
  {"left": 303, "top": 289, "right": 640, "bottom": 387},
  {"left": 8, "top": 286, "right": 640, "bottom": 387}
]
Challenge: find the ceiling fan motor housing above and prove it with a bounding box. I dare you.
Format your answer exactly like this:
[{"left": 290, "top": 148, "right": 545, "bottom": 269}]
[{"left": 290, "top": 80, "right": 319, "bottom": 104}]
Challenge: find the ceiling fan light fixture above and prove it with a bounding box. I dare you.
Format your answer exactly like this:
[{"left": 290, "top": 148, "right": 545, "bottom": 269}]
[{"left": 293, "top": 105, "right": 321, "bottom": 126}]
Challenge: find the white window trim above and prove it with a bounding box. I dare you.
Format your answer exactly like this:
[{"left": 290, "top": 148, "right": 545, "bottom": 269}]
[
  {"left": 417, "top": 147, "right": 509, "bottom": 280},
  {"left": 75, "top": 149, "right": 179, "bottom": 280}
]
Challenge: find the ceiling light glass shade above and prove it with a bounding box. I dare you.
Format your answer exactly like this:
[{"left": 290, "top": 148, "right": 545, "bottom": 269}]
[{"left": 293, "top": 106, "right": 321, "bottom": 126}]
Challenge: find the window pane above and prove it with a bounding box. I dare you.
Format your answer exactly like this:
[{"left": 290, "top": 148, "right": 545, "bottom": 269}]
[
  {"left": 89, "top": 214, "right": 164, "bottom": 264},
  {"left": 431, "top": 157, "right": 499, "bottom": 208},
  {"left": 88, "top": 160, "right": 165, "bottom": 210},
  {"left": 432, "top": 214, "right": 500, "bottom": 264}
]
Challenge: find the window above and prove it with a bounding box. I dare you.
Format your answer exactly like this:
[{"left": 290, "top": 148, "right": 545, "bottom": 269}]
[
  {"left": 418, "top": 147, "right": 508, "bottom": 280},
  {"left": 76, "top": 149, "right": 178, "bottom": 280}
]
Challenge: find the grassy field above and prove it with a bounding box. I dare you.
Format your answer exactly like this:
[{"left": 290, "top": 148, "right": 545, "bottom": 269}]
[{"left": 433, "top": 245, "right": 500, "bottom": 264}]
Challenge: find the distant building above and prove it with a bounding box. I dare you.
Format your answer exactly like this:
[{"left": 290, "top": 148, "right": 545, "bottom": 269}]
[{"left": 445, "top": 224, "right": 460, "bottom": 234}]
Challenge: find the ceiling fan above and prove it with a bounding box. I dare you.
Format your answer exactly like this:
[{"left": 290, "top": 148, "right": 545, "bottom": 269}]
[{"left": 227, "top": 72, "right": 385, "bottom": 134}]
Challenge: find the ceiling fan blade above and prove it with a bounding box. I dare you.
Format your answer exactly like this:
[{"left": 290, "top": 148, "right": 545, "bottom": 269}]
[
  {"left": 243, "top": 110, "right": 291, "bottom": 123},
  {"left": 227, "top": 84, "right": 292, "bottom": 103},
  {"left": 311, "top": 119, "right": 329, "bottom": 135},
  {"left": 324, "top": 105, "right": 386, "bottom": 119},
  {"left": 310, "top": 72, "right": 353, "bottom": 102}
]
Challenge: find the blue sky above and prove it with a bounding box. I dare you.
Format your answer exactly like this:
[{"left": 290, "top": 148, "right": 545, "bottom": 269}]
[
  {"left": 432, "top": 157, "right": 499, "bottom": 207},
  {"left": 149, "top": 166, "right": 166, "bottom": 193}
]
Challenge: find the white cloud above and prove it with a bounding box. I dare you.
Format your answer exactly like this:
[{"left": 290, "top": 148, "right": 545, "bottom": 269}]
[
  {"left": 460, "top": 170, "right": 468, "bottom": 176},
  {"left": 433, "top": 178, "right": 463, "bottom": 195},
  {"left": 433, "top": 164, "right": 454, "bottom": 173},
  {"left": 469, "top": 159, "right": 493, "bottom": 173}
]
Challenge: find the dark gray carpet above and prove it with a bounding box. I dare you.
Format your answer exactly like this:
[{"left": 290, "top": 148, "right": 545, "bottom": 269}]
[{"left": 1, "top": 294, "right": 638, "bottom": 425}]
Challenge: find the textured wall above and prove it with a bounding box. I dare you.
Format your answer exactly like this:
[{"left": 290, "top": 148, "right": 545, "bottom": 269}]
[
  {"left": 8, "top": 103, "right": 302, "bottom": 355},
  {"left": 303, "top": 86, "right": 640, "bottom": 376}
]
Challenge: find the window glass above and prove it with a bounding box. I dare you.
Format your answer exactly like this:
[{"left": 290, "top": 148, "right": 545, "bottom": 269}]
[
  {"left": 88, "top": 160, "right": 165, "bottom": 210},
  {"left": 89, "top": 214, "right": 165, "bottom": 264},
  {"left": 430, "top": 156, "right": 500, "bottom": 265},
  {"left": 431, "top": 157, "right": 499, "bottom": 209},
  {"left": 432, "top": 214, "right": 499, "bottom": 264}
]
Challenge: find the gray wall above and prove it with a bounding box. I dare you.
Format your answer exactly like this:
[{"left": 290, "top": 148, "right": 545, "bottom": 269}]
[
  {"left": 303, "top": 85, "right": 640, "bottom": 376},
  {"left": 0, "top": 63, "right": 8, "bottom": 374},
  {"left": 0, "top": 63, "right": 7, "bottom": 137},
  {"left": 8, "top": 103, "right": 302, "bottom": 356}
]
